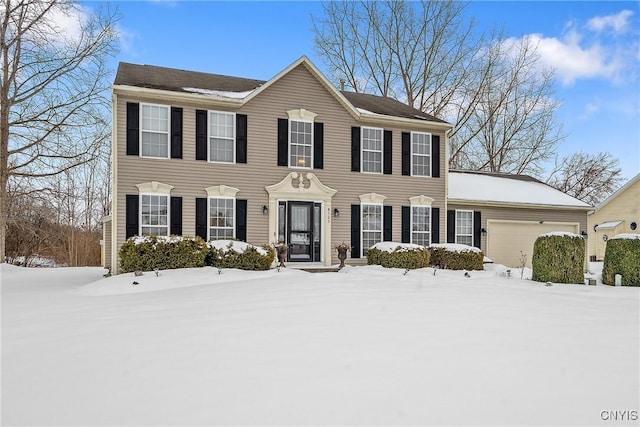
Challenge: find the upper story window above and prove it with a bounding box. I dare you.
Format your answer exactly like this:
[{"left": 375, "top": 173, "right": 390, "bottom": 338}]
[
  {"left": 290, "top": 120, "right": 313, "bottom": 168},
  {"left": 362, "top": 127, "right": 383, "bottom": 174},
  {"left": 456, "top": 210, "right": 473, "bottom": 246},
  {"left": 209, "top": 111, "right": 235, "bottom": 163},
  {"left": 141, "top": 103, "right": 169, "bottom": 158},
  {"left": 412, "top": 205, "right": 431, "bottom": 246},
  {"left": 141, "top": 194, "right": 169, "bottom": 236},
  {"left": 412, "top": 132, "right": 431, "bottom": 177}
]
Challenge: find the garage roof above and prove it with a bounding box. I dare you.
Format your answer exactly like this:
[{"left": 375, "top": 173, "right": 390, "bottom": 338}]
[{"left": 448, "top": 170, "right": 592, "bottom": 208}]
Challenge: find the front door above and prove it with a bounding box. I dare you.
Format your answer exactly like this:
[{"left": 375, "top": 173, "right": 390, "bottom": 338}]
[{"left": 288, "top": 202, "right": 313, "bottom": 261}]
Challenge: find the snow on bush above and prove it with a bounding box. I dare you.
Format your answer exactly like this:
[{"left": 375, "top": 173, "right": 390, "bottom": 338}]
[
  {"left": 429, "top": 244, "right": 484, "bottom": 270},
  {"left": 539, "top": 231, "right": 583, "bottom": 238},
  {"left": 119, "top": 236, "right": 208, "bottom": 273},
  {"left": 610, "top": 233, "right": 640, "bottom": 240},
  {"left": 429, "top": 243, "right": 482, "bottom": 253},
  {"left": 366, "top": 242, "right": 430, "bottom": 269},
  {"left": 206, "top": 240, "right": 275, "bottom": 271}
]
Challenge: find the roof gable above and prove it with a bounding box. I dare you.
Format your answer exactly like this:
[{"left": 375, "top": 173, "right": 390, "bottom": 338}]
[
  {"left": 448, "top": 170, "right": 592, "bottom": 209},
  {"left": 113, "top": 56, "right": 450, "bottom": 127},
  {"left": 594, "top": 173, "right": 640, "bottom": 212}
]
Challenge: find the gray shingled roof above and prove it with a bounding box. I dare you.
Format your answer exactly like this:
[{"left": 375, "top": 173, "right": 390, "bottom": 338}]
[{"left": 114, "top": 62, "right": 447, "bottom": 123}]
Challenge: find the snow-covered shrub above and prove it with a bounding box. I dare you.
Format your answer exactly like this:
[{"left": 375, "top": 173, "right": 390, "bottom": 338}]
[
  {"left": 532, "top": 232, "right": 585, "bottom": 284},
  {"left": 602, "top": 234, "right": 640, "bottom": 287},
  {"left": 428, "top": 244, "right": 484, "bottom": 271},
  {"left": 206, "top": 240, "right": 275, "bottom": 271},
  {"left": 119, "top": 236, "right": 208, "bottom": 273},
  {"left": 366, "top": 242, "right": 430, "bottom": 269}
]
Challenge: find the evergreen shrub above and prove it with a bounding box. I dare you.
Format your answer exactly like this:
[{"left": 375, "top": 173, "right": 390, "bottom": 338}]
[
  {"left": 532, "top": 233, "right": 585, "bottom": 284},
  {"left": 602, "top": 235, "right": 640, "bottom": 286},
  {"left": 429, "top": 244, "right": 484, "bottom": 270},
  {"left": 366, "top": 243, "right": 430, "bottom": 269},
  {"left": 119, "top": 236, "right": 208, "bottom": 273},
  {"left": 206, "top": 240, "right": 275, "bottom": 271}
]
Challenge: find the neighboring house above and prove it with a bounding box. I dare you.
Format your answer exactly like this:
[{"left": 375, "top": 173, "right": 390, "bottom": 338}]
[
  {"left": 588, "top": 173, "right": 640, "bottom": 261},
  {"left": 447, "top": 170, "right": 591, "bottom": 268},
  {"left": 105, "top": 56, "right": 453, "bottom": 273}
]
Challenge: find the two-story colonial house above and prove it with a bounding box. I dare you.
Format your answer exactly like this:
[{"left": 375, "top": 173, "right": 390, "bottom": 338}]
[{"left": 104, "top": 56, "right": 453, "bottom": 273}]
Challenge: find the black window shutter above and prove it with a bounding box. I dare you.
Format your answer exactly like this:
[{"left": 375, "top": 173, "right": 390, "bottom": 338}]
[
  {"left": 126, "top": 103, "right": 139, "bottom": 156},
  {"left": 195, "top": 198, "right": 208, "bottom": 240},
  {"left": 314, "top": 122, "right": 324, "bottom": 169},
  {"left": 401, "top": 132, "right": 411, "bottom": 176},
  {"left": 277, "top": 118, "right": 288, "bottom": 166},
  {"left": 431, "top": 207, "right": 440, "bottom": 243},
  {"left": 236, "top": 199, "right": 247, "bottom": 242},
  {"left": 401, "top": 206, "right": 410, "bottom": 243},
  {"left": 473, "top": 211, "right": 482, "bottom": 249},
  {"left": 170, "top": 107, "right": 183, "bottom": 159},
  {"left": 351, "top": 205, "right": 361, "bottom": 258},
  {"left": 125, "top": 194, "right": 139, "bottom": 238},
  {"left": 236, "top": 114, "right": 247, "bottom": 164},
  {"left": 431, "top": 135, "right": 440, "bottom": 178},
  {"left": 195, "top": 110, "right": 207, "bottom": 161},
  {"left": 170, "top": 196, "right": 182, "bottom": 235},
  {"left": 383, "top": 130, "right": 392, "bottom": 175},
  {"left": 383, "top": 205, "right": 393, "bottom": 241},
  {"left": 351, "top": 127, "right": 361, "bottom": 172},
  {"left": 447, "top": 210, "right": 456, "bottom": 243}
]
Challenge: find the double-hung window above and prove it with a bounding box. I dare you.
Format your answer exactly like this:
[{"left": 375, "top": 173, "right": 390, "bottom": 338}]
[
  {"left": 209, "top": 111, "right": 235, "bottom": 163},
  {"left": 290, "top": 120, "right": 313, "bottom": 168},
  {"left": 141, "top": 104, "right": 169, "bottom": 158},
  {"left": 456, "top": 210, "right": 473, "bottom": 246},
  {"left": 362, "top": 204, "right": 382, "bottom": 255},
  {"left": 412, "top": 206, "right": 431, "bottom": 246},
  {"left": 209, "top": 197, "right": 235, "bottom": 240},
  {"left": 362, "top": 127, "right": 383, "bottom": 174},
  {"left": 140, "top": 194, "right": 169, "bottom": 236},
  {"left": 412, "top": 132, "right": 431, "bottom": 176}
]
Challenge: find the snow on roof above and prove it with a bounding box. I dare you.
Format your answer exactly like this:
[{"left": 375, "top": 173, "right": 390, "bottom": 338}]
[
  {"left": 448, "top": 171, "right": 591, "bottom": 208},
  {"left": 183, "top": 87, "right": 254, "bottom": 99},
  {"left": 595, "top": 221, "right": 623, "bottom": 230}
]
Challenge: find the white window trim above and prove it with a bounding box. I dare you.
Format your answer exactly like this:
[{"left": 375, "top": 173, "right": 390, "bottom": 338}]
[
  {"left": 410, "top": 131, "right": 432, "bottom": 177},
  {"left": 288, "top": 118, "right": 314, "bottom": 170},
  {"left": 455, "top": 209, "right": 474, "bottom": 245},
  {"left": 139, "top": 193, "right": 170, "bottom": 237},
  {"left": 361, "top": 202, "right": 383, "bottom": 256},
  {"left": 208, "top": 110, "right": 236, "bottom": 164},
  {"left": 410, "top": 205, "right": 432, "bottom": 246},
  {"left": 361, "top": 126, "right": 384, "bottom": 175},
  {"left": 208, "top": 196, "right": 236, "bottom": 241},
  {"left": 140, "top": 102, "right": 170, "bottom": 159}
]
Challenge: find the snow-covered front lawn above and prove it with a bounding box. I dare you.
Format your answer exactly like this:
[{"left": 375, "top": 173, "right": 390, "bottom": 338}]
[{"left": 2, "top": 263, "right": 638, "bottom": 426}]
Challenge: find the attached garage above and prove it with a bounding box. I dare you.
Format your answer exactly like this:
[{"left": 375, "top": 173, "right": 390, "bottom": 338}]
[
  {"left": 486, "top": 220, "right": 579, "bottom": 268},
  {"left": 448, "top": 171, "right": 592, "bottom": 269}
]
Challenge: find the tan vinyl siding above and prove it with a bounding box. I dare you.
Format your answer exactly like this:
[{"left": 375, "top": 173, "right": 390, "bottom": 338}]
[
  {"left": 102, "top": 218, "right": 112, "bottom": 269},
  {"left": 448, "top": 203, "right": 588, "bottom": 253},
  {"left": 114, "top": 64, "right": 447, "bottom": 270}
]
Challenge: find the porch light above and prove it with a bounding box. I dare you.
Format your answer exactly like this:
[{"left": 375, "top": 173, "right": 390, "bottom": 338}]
[
  {"left": 481, "top": 227, "right": 487, "bottom": 235},
  {"left": 262, "top": 205, "right": 269, "bottom": 215},
  {"left": 333, "top": 208, "right": 340, "bottom": 217}
]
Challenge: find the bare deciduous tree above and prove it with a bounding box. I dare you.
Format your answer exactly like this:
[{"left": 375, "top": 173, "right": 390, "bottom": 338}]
[
  {"left": 313, "top": 0, "right": 564, "bottom": 176},
  {"left": 546, "top": 151, "right": 624, "bottom": 206},
  {"left": 0, "top": 0, "right": 119, "bottom": 261}
]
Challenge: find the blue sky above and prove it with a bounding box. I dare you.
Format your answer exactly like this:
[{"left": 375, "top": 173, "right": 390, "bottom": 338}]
[{"left": 99, "top": 1, "right": 639, "bottom": 181}]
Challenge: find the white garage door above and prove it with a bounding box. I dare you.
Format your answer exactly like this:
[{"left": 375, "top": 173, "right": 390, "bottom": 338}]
[{"left": 487, "top": 220, "right": 579, "bottom": 268}]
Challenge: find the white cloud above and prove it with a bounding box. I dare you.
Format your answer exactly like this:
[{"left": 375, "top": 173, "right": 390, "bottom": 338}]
[
  {"left": 504, "top": 10, "right": 638, "bottom": 86},
  {"left": 587, "top": 10, "right": 634, "bottom": 33}
]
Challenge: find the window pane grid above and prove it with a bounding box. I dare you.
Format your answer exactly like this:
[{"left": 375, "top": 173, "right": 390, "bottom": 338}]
[
  {"left": 141, "top": 105, "right": 169, "bottom": 158},
  {"left": 362, "top": 127, "right": 382, "bottom": 173},
  {"left": 141, "top": 194, "right": 168, "bottom": 236},
  {"left": 209, "top": 112, "right": 235, "bottom": 163},
  {"left": 411, "top": 206, "right": 431, "bottom": 246},
  {"left": 412, "top": 132, "right": 431, "bottom": 176},
  {"left": 456, "top": 210, "right": 473, "bottom": 246},
  {"left": 209, "top": 198, "right": 234, "bottom": 240},
  {"left": 290, "top": 120, "right": 312, "bottom": 168},
  {"left": 362, "top": 204, "right": 382, "bottom": 254}
]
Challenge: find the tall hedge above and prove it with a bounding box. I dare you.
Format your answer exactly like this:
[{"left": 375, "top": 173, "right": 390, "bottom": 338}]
[
  {"left": 428, "top": 244, "right": 484, "bottom": 270},
  {"left": 206, "top": 242, "right": 275, "bottom": 271},
  {"left": 532, "top": 233, "right": 585, "bottom": 284},
  {"left": 602, "top": 235, "right": 640, "bottom": 286},
  {"left": 119, "top": 236, "right": 208, "bottom": 273},
  {"left": 366, "top": 244, "right": 430, "bottom": 269}
]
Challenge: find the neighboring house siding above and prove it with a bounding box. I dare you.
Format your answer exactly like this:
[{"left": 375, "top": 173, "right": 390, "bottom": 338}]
[
  {"left": 113, "top": 64, "right": 447, "bottom": 270},
  {"left": 587, "top": 176, "right": 640, "bottom": 260},
  {"left": 102, "top": 217, "right": 112, "bottom": 269},
  {"left": 447, "top": 203, "right": 588, "bottom": 254}
]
